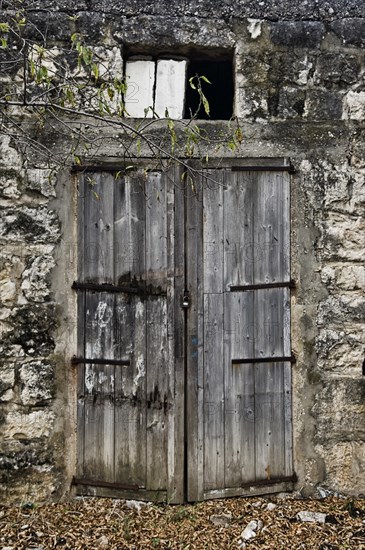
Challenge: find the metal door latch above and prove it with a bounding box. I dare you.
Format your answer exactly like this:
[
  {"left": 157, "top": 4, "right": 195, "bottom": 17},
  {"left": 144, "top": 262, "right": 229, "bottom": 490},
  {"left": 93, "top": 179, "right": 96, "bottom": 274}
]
[{"left": 182, "top": 290, "right": 190, "bottom": 308}]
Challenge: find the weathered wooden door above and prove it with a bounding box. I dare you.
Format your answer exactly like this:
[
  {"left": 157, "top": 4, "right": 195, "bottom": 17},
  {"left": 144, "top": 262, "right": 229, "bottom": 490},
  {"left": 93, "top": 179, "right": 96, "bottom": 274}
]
[{"left": 73, "top": 159, "right": 294, "bottom": 502}]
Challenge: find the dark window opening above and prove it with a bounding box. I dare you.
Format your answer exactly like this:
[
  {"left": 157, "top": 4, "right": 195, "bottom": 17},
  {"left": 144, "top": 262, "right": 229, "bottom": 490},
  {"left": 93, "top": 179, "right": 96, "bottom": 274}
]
[{"left": 185, "top": 59, "right": 234, "bottom": 120}]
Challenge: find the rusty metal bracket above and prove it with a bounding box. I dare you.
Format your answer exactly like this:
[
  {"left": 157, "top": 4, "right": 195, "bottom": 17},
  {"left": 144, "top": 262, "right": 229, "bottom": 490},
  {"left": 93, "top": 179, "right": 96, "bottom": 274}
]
[
  {"left": 231, "top": 163, "right": 296, "bottom": 173},
  {"left": 232, "top": 355, "right": 296, "bottom": 365},
  {"left": 71, "top": 356, "right": 130, "bottom": 366},
  {"left": 230, "top": 280, "right": 296, "bottom": 292},
  {"left": 241, "top": 473, "right": 297, "bottom": 489},
  {"left": 72, "top": 281, "right": 167, "bottom": 297},
  {"left": 72, "top": 477, "right": 140, "bottom": 491}
]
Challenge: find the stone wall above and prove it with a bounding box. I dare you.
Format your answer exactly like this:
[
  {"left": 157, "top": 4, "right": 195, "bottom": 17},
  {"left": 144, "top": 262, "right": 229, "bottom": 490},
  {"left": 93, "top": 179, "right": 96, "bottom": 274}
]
[{"left": 0, "top": 0, "right": 364, "bottom": 503}]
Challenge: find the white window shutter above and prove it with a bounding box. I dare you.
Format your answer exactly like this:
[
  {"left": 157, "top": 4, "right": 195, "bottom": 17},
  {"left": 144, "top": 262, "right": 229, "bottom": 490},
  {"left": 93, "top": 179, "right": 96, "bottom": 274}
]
[
  {"left": 124, "top": 59, "right": 155, "bottom": 118},
  {"left": 154, "top": 59, "right": 187, "bottom": 119}
]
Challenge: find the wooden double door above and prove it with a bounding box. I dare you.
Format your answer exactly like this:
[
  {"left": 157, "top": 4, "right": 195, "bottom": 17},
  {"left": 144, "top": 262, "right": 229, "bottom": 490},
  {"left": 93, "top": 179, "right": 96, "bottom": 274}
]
[{"left": 73, "top": 159, "right": 294, "bottom": 502}]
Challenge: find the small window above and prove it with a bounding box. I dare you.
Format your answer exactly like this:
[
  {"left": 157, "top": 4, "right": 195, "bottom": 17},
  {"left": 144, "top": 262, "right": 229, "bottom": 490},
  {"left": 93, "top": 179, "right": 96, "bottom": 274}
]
[
  {"left": 185, "top": 59, "right": 233, "bottom": 120},
  {"left": 123, "top": 52, "right": 233, "bottom": 120}
]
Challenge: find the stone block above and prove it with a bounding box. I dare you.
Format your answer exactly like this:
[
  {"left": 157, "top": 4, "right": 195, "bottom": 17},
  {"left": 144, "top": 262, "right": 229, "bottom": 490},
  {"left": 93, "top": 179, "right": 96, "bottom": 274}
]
[
  {"left": 8, "top": 304, "right": 56, "bottom": 357},
  {"left": 343, "top": 91, "right": 365, "bottom": 121},
  {"left": 304, "top": 89, "right": 343, "bottom": 119},
  {"left": 322, "top": 212, "right": 365, "bottom": 262},
  {"left": 321, "top": 264, "right": 365, "bottom": 291},
  {"left": 154, "top": 59, "right": 187, "bottom": 119},
  {"left": 270, "top": 21, "right": 324, "bottom": 48},
  {"left": 314, "top": 53, "right": 360, "bottom": 88},
  {"left": 315, "top": 442, "right": 365, "bottom": 496},
  {"left": 4, "top": 410, "right": 55, "bottom": 440},
  {"left": 0, "top": 169, "right": 23, "bottom": 200},
  {"left": 124, "top": 59, "right": 155, "bottom": 118},
  {"left": 25, "top": 12, "right": 71, "bottom": 42},
  {"left": 313, "top": 380, "right": 365, "bottom": 442},
  {"left": 317, "top": 294, "right": 365, "bottom": 326},
  {"left": 277, "top": 87, "right": 306, "bottom": 118},
  {"left": 0, "top": 206, "right": 60, "bottom": 244},
  {"left": 316, "top": 324, "right": 364, "bottom": 374},
  {"left": 26, "top": 169, "right": 56, "bottom": 198},
  {"left": 0, "top": 136, "right": 22, "bottom": 171},
  {"left": 236, "top": 88, "right": 268, "bottom": 119},
  {"left": 92, "top": 46, "right": 124, "bottom": 80},
  {"left": 75, "top": 12, "right": 106, "bottom": 43},
  {"left": 331, "top": 18, "right": 365, "bottom": 47},
  {"left": 19, "top": 361, "right": 55, "bottom": 406},
  {"left": 21, "top": 255, "right": 55, "bottom": 303},
  {"left": 322, "top": 164, "right": 365, "bottom": 213},
  {"left": 0, "top": 364, "right": 15, "bottom": 400}
]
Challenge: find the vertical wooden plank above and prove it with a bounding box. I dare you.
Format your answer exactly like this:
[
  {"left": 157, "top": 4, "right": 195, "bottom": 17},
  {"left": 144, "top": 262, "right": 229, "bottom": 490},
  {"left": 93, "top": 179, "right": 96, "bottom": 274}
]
[
  {"left": 145, "top": 171, "right": 169, "bottom": 491},
  {"left": 114, "top": 172, "right": 146, "bottom": 284},
  {"left": 224, "top": 171, "right": 254, "bottom": 289},
  {"left": 114, "top": 294, "right": 147, "bottom": 487},
  {"left": 283, "top": 361, "right": 293, "bottom": 477},
  {"left": 253, "top": 171, "right": 290, "bottom": 284},
  {"left": 81, "top": 171, "right": 116, "bottom": 482},
  {"left": 167, "top": 166, "right": 185, "bottom": 502},
  {"left": 114, "top": 173, "right": 147, "bottom": 487},
  {"left": 203, "top": 170, "right": 224, "bottom": 294},
  {"left": 83, "top": 364, "right": 115, "bottom": 481},
  {"left": 186, "top": 174, "right": 204, "bottom": 501},
  {"left": 254, "top": 362, "right": 285, "bottom": 481},
  {"left": 254, "top": 288, "right": 285, "bottom": 359},
  {"left": 203, "top": 293, "right": 224, "bottom": 492},
  {"left": 224, "top": 292, "right": 256, "bottom": 487},
  {"left": 173, "top": 169, "right": 185, "bottom": 502},
  {"left": 76, "top": 173, "right": 86, "bottom": 480},
  {"left": 83, "top": 172, "right": 114, "bottom": 283},
  {"left": 83, "top": 291, "right": 115, "bottom": 481}
]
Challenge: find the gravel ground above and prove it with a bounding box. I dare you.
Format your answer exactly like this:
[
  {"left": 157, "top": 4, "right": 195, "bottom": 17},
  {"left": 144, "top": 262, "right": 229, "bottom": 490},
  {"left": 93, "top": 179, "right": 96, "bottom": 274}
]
[{"left": 1, "top": 495, "right": 365, "bottom": 549}]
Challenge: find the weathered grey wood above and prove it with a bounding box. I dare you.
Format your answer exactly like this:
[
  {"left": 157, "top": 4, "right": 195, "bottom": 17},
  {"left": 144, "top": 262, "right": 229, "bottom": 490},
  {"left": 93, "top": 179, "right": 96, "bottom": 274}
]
[
  {"left": 283, "top": 361, "right": 293, "bottom": 477},
  {"left": 253, "top": 171, "right": 290, "bottom": 284},
  {"left": 254, "top": 362, "right": 285, "bottom": 481},
  {"left": 145, "top": 171, "right": 169, "bottom": 491},
  {"left": 76, "top": 484, "right": 167, "bottom": 502},
  {"left": 114, "top": 171, "right": 146, "bottom": 283},
  {"left": 203, "top": 293, "right": 224, "bottom": 492},
  {"left": 203, "top": 170, "right": 224, "bottom": 294},
  {"left": 224, "top": 170, "right": 254, "bottom": 288},
  {"left": 203, "top": 480, "right": 294, "bottom": 500},
  {"left": 254, "top": 288, "right": 285, "bottom": 358},
  {"left": 76, "top": 161, "right": 293, "bottom": 502},
  {"left": 168, "top": 166, "right": 185, "bottom": 503},
  {"left": 113, "top": 173, "right": 147, "bottom": 487},
  {"left": 83, "top": 172, "right": 114, "bottom": 283},
  {"left": 186, "top": 174, "right": 204, "bottom": 502},
  {"left": 224, "top": 292, "right": 256, "bottom": 488},
  {"left": 114, "top": 294, "right": 147, "bottom": 488}
]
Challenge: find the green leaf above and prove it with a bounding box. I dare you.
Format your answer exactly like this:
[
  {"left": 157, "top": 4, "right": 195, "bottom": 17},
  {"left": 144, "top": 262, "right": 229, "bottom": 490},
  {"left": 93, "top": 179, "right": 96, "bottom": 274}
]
[
  {"left": 0, "top": 22, "right": 10, "bottom": 33},
  {"left": 201, "top": 92, "right": 210, "bottom": 116},
  {"left": 0, "top": 37, "right": 7, "bottom": 49},
  {"left": 91, "top": 63, "right": 99, "bottom": 80},
  {"left": 189, "top": 76, "right": 197, "bottom": 90},
  {"left": 82, "top": 46, "right": 93, "bottom": 66},
  {"left": 235, "top": 127, "right": 243, "bottom": 144},
  {"left": 107, "top": 87, "right": 115, "bottom": 101},
  {"left": 200, "top": 75, "right": 212, "bottom": 84}
]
